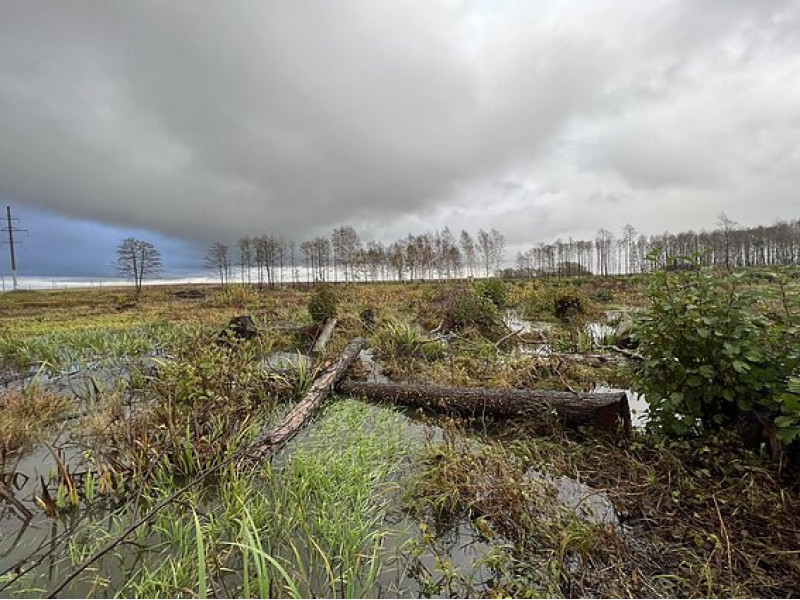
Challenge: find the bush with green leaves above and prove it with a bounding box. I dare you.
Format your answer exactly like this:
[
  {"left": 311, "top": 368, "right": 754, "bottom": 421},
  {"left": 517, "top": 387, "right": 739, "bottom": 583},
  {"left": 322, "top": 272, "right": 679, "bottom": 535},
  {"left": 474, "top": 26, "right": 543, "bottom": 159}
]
[
  {"left": 636, "top": 263, "right": 800, "bottom": 446},
  {"left": 475, "top": 278, "right": 508, "bottom": 309},
  {"left": 307, "top": 285, "right": 338, "bottom": 323}
]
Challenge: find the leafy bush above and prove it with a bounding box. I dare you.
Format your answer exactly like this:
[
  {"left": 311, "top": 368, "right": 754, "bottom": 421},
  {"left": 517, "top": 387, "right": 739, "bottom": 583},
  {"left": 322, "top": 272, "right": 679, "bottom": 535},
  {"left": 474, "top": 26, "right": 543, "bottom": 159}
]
[
  {"left": 636, "top": 264, "right": 800, "bottom": 446},
  {"left": 475, "top": 278, "right": 508, "bottom": 309},
  {"left": 308, "top": 285, "right": 338, "bottom": 323}
]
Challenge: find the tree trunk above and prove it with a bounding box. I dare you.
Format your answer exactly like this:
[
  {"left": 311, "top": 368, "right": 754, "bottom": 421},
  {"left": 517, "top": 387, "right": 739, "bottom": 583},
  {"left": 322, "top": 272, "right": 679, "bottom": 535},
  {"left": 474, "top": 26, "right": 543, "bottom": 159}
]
[
  {"left": 311, "top": 318, "right": 337, "bottom": 355},
  {"left": 239, "top": 337, "right": 365, "bottom": 466},
  {"left": 336, "top": 380, "right": 631, "bottom": 436}
]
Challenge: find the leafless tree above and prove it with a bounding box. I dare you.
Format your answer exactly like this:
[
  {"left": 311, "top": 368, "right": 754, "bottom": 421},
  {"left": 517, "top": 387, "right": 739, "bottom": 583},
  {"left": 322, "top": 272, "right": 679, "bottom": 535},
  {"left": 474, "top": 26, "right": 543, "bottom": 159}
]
[
  {"left": 491, "top": 228, "right": 506, "bottom": 272},
  {"left": 238, "top": 236, "right": 253, "bottom": 284},
  {"left": 115, "top": 237, "right": 162, "bottom": 295},
  {"left": 205, "top": 242, "right": 231, "bottom": 287},
  {"left": 460, "top": 230, "right": 476, "bottom": 277},
  {"left": 477, "top": 229, "right": 493, "bottom": 277},
  {"left": 332, "top": 225, "right": 361, "bottom": 282},
  {"left": 716, "top": 212, "right": 738, "bottom": 270}
]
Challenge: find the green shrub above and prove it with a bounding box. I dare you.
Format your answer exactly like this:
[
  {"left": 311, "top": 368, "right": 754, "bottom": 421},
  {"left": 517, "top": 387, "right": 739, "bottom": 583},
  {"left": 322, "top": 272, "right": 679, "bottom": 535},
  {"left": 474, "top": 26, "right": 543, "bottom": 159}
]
[
  {"left": 636, "top": 264, "right": 800, "bottom": 445},
  {"left": 308, "top": 285, "right": 338, "bottom": 323},
  {"left": 475, "top": 278, "right": 508, "bottom": 309}
]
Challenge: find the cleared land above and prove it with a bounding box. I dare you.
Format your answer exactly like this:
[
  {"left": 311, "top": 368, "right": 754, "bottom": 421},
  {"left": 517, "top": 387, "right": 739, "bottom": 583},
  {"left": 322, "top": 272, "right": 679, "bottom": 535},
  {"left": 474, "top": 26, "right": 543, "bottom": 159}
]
[{"left": 0, "top": 273, "right": 797, "bottom": 598}]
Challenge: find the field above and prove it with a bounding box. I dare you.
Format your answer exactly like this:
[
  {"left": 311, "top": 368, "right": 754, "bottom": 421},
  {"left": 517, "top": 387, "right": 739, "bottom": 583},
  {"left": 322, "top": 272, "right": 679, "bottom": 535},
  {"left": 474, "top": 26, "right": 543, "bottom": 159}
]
[{"left": 0, "top": 272, "right": 798, "bottom": 598}]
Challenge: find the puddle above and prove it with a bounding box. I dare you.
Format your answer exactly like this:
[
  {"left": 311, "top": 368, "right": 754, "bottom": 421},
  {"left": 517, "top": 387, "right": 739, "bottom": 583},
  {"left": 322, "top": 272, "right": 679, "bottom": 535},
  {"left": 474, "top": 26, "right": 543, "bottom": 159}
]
[
  {"left": 503, "top": 310, "right": 551, "bottom": 336},
  {"left": 377, "top": 519, "right": 495, "bottom": 598},
  {"left": 358, "top": 348, "right": 391, "bottom": 383},
  {"left": 594, "top": 385, "right": 649, "bottom": 428},
  {"left": 586, "top": 322, "right": 615, "bottom": 345},
  {"left": 263, "top": 351, "right": 311, "bottom": 370},
  {"left": 526, "top": 469, "right": 619, "bottom": 527}
]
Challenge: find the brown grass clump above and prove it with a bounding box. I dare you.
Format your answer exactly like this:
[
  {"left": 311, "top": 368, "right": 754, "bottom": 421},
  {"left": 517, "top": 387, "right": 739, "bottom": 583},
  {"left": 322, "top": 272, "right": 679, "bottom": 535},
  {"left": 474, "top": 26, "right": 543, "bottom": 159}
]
[{"left": 0, "top": 387, "right": 69, "bottom": 453}]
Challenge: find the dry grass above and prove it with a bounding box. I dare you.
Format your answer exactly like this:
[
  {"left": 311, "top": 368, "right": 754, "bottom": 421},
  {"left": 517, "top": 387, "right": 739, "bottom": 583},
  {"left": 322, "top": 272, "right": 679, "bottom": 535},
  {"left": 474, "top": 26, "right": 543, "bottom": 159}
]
[{"left": 0, "top": 387, "right": 70, "bottom": 452}]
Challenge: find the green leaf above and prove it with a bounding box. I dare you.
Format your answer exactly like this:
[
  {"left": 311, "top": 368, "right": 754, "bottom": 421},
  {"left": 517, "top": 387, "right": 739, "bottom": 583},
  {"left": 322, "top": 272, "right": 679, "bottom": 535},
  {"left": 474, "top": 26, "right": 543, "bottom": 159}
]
[
  {"left": 698, "top": 365, "right": 715, "bottom": 379},
  {"left": 732, "top": 360, "right": 749, "bottom": 374}
]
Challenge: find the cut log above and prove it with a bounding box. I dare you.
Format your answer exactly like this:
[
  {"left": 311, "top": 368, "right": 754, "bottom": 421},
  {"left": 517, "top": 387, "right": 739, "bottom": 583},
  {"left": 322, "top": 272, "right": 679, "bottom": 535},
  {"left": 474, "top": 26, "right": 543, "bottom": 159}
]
[
  {"left": 240, "top": 337, "right": 365, "bottom": 466},
  {"left": 311, "top": 318, "right": 338, "bottom": 355},
  {"left": 336, "top": 380, "right": 631, "bottom": 436}
]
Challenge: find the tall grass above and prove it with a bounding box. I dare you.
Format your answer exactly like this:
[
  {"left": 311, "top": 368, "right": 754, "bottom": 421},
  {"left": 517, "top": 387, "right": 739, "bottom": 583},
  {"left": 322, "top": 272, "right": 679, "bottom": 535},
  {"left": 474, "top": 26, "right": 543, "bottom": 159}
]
[
  {"left": 43, "top": 400, "right": 416, "bottom": 598},
  {"left": 0, "top": 321, "right": 191, "bottom": 373}
]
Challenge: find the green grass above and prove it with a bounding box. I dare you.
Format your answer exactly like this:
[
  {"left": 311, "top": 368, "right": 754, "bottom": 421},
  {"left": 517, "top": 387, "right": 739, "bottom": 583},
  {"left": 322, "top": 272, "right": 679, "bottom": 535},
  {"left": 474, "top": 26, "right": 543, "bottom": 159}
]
[
  {"left": 22, "top": 400, "right": 418, "bottom": 598},
  {"left": 0, "top": 321, "right": 190, "bottom": 372}
]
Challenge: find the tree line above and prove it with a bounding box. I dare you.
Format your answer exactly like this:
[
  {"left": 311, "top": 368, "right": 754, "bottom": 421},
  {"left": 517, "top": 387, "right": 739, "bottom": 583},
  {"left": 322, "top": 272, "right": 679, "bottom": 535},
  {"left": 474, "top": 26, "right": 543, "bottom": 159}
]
[
  {"left": 201, "top": 214, "right": 800, "bottom": 286},
  {"left": 203, "top": 226, "right": 509, "bottom": 286},
  {"left": 114, "top": 214, "right": 800, "bottom": 290},
  {"left": 514, "top": 215, "right": 800, "bottom": 278}
]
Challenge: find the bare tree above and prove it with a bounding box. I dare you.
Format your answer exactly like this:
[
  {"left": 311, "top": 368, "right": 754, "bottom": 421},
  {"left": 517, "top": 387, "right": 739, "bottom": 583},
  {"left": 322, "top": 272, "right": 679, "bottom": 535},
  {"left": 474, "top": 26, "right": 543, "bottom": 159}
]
[
  {"left": 205, "top": 242, "right": 231, "bottom": 287},
  {"left": 331, "top": 225, "right": 361, "bottom": 282},
  {"left": 622, "top": 224, "right": 637, "bottom": 274},
  {"left": 716, "top": 212, "right": 738, "bottom": 270},
  {"left": 115, "top": 237, "right": 162, "bottom": 295},
  {"left": 477, "top": 229, "right": 493, "bottom": 277},
  {"left": 491, "top": 228, "right": 506, "bottom": 272},
  {"left": 238, "top": 236, "right": 253, "bottom": 284},
  {"left": 460, "top": 230, "right": 476, "bottom": 277}
]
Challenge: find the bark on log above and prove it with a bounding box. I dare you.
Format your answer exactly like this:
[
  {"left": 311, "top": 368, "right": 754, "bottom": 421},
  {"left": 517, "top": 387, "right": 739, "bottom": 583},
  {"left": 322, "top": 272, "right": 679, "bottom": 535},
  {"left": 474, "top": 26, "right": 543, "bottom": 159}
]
[
  {"left": 336, "top": 380, "right": 631, "bottom": 436},
  {"left": 240, "top": 337, "right": 365, "bottom": 466},
  {"left": 311, "top": 318, "right": 338, "bottom": 355}
]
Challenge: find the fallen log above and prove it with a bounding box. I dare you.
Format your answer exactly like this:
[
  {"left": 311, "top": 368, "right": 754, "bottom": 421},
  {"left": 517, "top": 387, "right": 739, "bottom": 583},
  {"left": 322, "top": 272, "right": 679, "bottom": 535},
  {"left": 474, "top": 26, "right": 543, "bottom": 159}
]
[
  {"left": 311, "top": 318, "right": 338, "bottom": 355},
  {"left": 240, "top": 337, "right": 365, "bottom": 466},
  {"left": 336, "top": 380, "right": 631, "bottom": 436}
]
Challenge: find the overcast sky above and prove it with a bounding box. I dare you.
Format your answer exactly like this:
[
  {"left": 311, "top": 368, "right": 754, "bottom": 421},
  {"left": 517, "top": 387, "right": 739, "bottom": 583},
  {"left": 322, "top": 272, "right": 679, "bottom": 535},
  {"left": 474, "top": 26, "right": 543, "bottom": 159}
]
[{"left": 1, "top": 1, "right": 799, "bottom": 278}]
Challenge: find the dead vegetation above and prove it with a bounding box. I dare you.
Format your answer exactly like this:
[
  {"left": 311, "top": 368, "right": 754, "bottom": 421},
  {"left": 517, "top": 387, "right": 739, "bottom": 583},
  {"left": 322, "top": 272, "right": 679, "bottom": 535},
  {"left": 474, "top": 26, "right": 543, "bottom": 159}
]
[{"left": 0, "top": 386, "right": 69, "bottom": 453}]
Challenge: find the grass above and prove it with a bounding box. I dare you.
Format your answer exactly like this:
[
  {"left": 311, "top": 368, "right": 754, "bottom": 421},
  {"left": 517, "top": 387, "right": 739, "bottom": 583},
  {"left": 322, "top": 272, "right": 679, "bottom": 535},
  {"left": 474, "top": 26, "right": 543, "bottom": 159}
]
[
  {"left": 0, "top": 276, "right": 797, "bottom": 598},
  {"left": 0, "top": 321, "right": 189, "bottom": 373},
  {"left": 403, "top": 423, "right": 800, "bottom": 597},
  {"left": 0, "top": 385, "right": 70, "bottom": 453},
  {"left": 37, "top": 400, "right": 417, "bottom": 598}
]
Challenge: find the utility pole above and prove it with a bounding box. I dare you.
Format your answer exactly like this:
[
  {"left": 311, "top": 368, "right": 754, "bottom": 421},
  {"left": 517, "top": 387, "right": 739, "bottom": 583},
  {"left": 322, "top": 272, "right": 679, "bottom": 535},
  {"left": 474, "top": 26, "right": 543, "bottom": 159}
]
[{"left": 2, "top": 206, "right": 26, "bottom": 290}]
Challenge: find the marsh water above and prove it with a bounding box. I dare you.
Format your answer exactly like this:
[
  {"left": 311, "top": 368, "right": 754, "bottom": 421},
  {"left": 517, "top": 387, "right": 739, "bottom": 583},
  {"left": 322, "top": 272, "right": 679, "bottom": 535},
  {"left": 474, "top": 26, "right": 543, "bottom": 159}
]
[{"left": 1, "top": 341, "right": 628, "bottom": 597}]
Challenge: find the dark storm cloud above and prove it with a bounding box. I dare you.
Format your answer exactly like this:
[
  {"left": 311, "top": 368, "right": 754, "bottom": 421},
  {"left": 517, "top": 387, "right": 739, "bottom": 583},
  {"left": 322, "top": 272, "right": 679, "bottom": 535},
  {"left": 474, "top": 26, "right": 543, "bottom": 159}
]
[
  {"left": 0, "top": 204, "right": 204, "bottom": 279},
  {"left": 0, "top": 0, "right": 798, "bottom": 265}
]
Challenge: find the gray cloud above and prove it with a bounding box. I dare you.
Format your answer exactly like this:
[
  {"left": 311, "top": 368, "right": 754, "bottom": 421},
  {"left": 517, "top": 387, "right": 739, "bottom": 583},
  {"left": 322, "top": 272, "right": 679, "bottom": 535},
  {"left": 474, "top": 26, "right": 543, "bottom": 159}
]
[{"left": 0, "top": 0, "right": 798, "bottom": 256}]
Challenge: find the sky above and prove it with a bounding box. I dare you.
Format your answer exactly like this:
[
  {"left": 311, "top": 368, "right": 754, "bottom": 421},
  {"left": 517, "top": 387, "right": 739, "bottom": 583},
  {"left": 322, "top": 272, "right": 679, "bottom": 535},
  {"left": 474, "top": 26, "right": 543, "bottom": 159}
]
[{"left": 1, "top": 1, "right": 799, "bottom": 280}]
